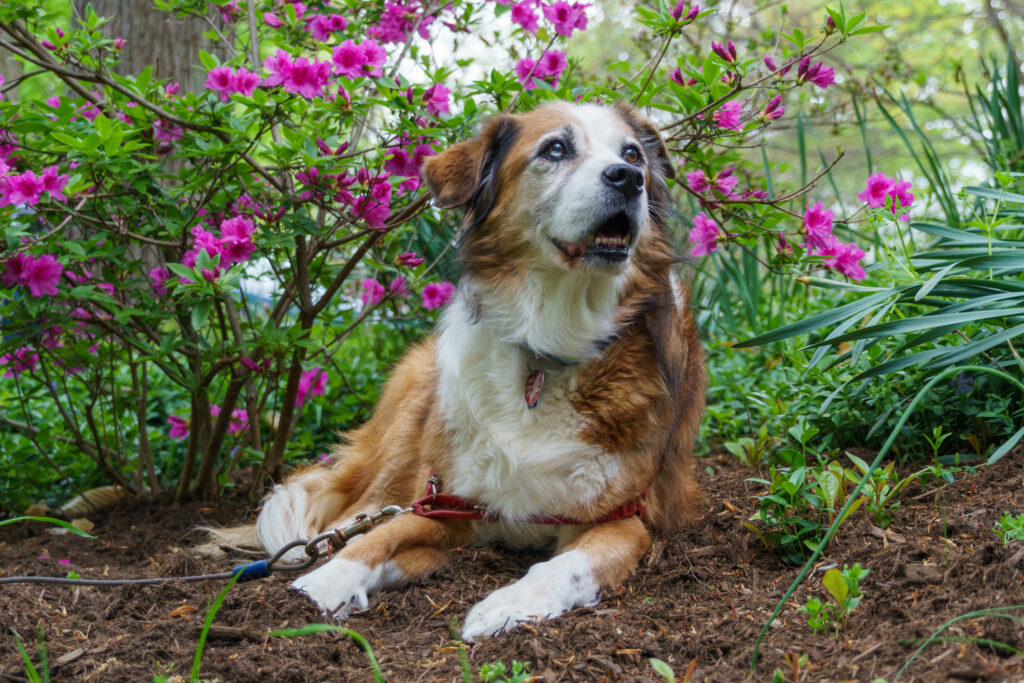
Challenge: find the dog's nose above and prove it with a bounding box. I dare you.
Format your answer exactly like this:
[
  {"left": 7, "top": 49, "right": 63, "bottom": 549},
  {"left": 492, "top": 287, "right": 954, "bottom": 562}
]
[{"left": 601, "top": 164, "right": 644, "bottom": 198}]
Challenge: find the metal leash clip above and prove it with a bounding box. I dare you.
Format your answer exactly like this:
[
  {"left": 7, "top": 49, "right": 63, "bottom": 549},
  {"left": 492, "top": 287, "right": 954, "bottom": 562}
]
[{"left": 232, "top": 504, "right": 410, "bottom": 583}]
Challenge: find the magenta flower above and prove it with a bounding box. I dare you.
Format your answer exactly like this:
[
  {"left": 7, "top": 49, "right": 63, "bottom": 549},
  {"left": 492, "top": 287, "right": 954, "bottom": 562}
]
[
  {"left": 211, "top": 405, "right": 249, "bottom": 434},
  {"left": 512, "top": 1, "right": 539, "bottom": 32},
  {"left": 360, "top": 40, "right": 387, "bottom": 76},
  {"left": 797, "top": 57, "right": 835, "bottom": 89},
  {"left": 205, "top": 66, "right": 236, "bottom": 102},
  {"left": 113, "top": 36, "right": 125, "bottom": 50},
  {"left": 264, "top": 11, "right": 285, "bottom": 27},
  {"left": 685, "top": 170, "right": 708, "bottom": 193},
  {"left": 296, "top": 367, "right": 328, "bottom": 408},
  {"left": 712, "top": 167, "right": 738, "bottom": 195},
  {"left": 515, "top": 58, "right": 540, "bottom": 89},
  {"left": 421, "top": 281, "right": 456, "bottom": 310},
  {"left": 333, "top": 39, "right": 387, "bottom": 79},
  {"left": 711, "top": 40, "right": 737, "bottom": 64},
  {"left": 803, "top": 202, "right": 834, "bottom": 250},
  {"left": 713, "top": 100, "right": 743, "bottom": 130},
  {"left": 263, "top": 50, "right": 293, "bottom": 86},
  {"left": 352, "top": 194, "right": 391, "bottom": 228},
  {"left": 538, "top": 50, "right": 568, "bottom": 80},
  {"left": 542, "top": 1, "right": 589, "bottom": 37},
  {"left": 21, "top": 254, "right": 63, "bottom": 297},
  {"left": 281, "top": 57, "right": 332, "bottom": 98},
  {"left": 6, "top": 170, "right": 46, "bottom": 206},
  {"left": 671, "top": 1, "right": 699, "bottom": 21},
  {"left": 149, "top": 266, "right": 170, "bottom": 295},
  {"left": 688, "top": 213, "right": 721, "bottom": 257},
  {"left": 889, "top": 180, "right": 914, "bottom": 220},
  {"left": 232, "top": 68, "right": 262, "bottom": 97},
  {"left": 423, "top": 83, "right": 451, "bottom": 117},
  {"left": 361, "top": 277, "right": 385, "bottom": 306},
  {"left": 397, "top": 251, "right": 425, "bottom": 267},
  {"left": 168, "top": 415, "right": 189, "bottom": 439},
  {"left": 759, "top": 94, "right": 785, "bottom": 121},
  {"left": 306, "top": 13, "right": 348, "bottom": 41},
  {"left": 389, "top": 276, "right": 409, "bottom": 298},
  {"left": 220, "top": 215, "right": 257, "bottom": 264},
  {"left": 857, "top": 173, "right": 895, "bottom": 208},
  {"left": 1, "top": 348, "right": 40, "bottom": 378},
  {"left": 819, "top": 239, "right": 867, "bottom": 281}
]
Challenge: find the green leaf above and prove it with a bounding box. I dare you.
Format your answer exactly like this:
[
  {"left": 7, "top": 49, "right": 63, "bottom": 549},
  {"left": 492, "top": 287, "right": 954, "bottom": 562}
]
[
  {"left": 0, "top": 516, "right": 96, "bottom": 537},
  {"left": 822, "top": 568, "right": 848, "bottom": 606},
  {"left": 191, "top": 299, "right": 211, "bottom": 329},
  {"left": 649, "top": 658, "right": 676, "bottom": 683}
]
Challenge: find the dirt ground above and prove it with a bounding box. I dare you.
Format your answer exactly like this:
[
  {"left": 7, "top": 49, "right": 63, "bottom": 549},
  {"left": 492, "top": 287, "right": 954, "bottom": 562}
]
[{"left": 1, "top": 449, "right": 1023, "bottom": 682}]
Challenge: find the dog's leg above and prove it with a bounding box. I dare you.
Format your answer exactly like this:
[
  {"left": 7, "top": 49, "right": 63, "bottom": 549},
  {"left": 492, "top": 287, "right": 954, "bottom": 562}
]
[
  {"left": 291, "top": 513, "right": 469, "bottom": 619},
  {"left": 461, "top": 516, "right": 649, "bottom": 641}
]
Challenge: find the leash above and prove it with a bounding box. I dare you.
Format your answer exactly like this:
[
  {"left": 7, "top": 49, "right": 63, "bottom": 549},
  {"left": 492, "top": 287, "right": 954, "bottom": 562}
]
[
  {"left": 1, "top": 476, "right": 646, "bottom": 587},
  {"left": 0, "top": 505, "right": 409, "bottom": 587}
]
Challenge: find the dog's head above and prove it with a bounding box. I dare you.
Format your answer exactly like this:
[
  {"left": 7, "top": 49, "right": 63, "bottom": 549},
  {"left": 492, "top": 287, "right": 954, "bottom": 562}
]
[{"left": 423, "top": 101, "right": 675, "bottom": 281}]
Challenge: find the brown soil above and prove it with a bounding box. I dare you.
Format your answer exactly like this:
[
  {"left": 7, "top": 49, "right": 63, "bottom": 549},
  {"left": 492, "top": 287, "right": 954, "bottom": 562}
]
[{"left": 2, "top": 450, "right": 1023, "bottom": 683}]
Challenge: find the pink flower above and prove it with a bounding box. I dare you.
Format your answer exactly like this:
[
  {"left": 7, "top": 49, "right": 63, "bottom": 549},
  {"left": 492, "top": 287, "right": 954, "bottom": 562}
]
[
  {"left": 113, "top": 36, "right": 125, "bottom": 50},
  {"left": 168, "top": 415, "right": 189, "bottom": 439},
  {"left": 232, "top": 67, "right": 262, "bottom": 97},
  {"left": 423, "top": 83, "right": 451, "bottom": 117},
  {"left": 306, "top": 13, "right": 348, "bottom": 41},
  {"left": 389, "top": 276, "right": 409, "bottom": 297},
  {"left": 361, "top": 277, "right": 385, "bottom": 306},
  {"left": 803, "top": 202, "right": 834, "bottom": 250},
  {"left": 205, "top": 66, "right": 236, "bottom": 101},
  {"left": 281, "top": 57, "right": 332, "bottom": 98},
  {"left": 149, "top": 266, "right": 170, "bottom": 295},
  {"left": 797, "top": 57, "right": 835, "bottom": 89},
  {"left": 711, "top": 40, "right": 737, "bottom": 64},
  {"left": 889, "top": 180, "right": 914, "bottom": 220},
  {"left": 219, "top": 215, "right": 256, "bottom": 264},
  {"left": 296, "top": 367, "right": 328, "bottom": 408},
  {"left": 671, "top": 2, "right": 699, "bottom": 22},
  {"left": 263, "top": 50, "right": 293, "bottom": 87},
  {"left": 688, "top": 212, "right": 721, "bottom": 257},
  {"left": 818, "top": 238, "right": 867, "bottom": 281},
  {"left": 397, "top": 251, "right": 425, "bottom": 267},
  {"left": 542, "top": 1, "right": 589, "bottom": 37},
  {"left": 21, "top": 254, "right": 62, "bottom": 297},
  {"left": 352, "top": 194, "right": 391, "bottom": 228},
  {"left": 211, "top": 405, "right": 249, "bottom": 434},
  {"left": 538, "top": 50, "right": 568, "bottom": 80},
  {"left": 264, "top": 11, "right": 285, "bottom": 27},
  {"left": 5, "top": 170, "right": 46, "bottom": 206},
  {"left": 333, "top": 39, "right": 386, "bottom": 79},
  {"left": 515, "top": 58, "right": 540, "bottom": 89},
  {"left": 685, "top": 170, "right": 708, "bottom": 193},
  {"left": 759, "top": 94, "right": 785, "bottom": 121},
  {"left": 713, "top": 100, "right": 743, "bottom": 130},
  {"left": 421, "top": 281, "right": 456, "bottom": 310},
  {"left": 1, "top": 348, "right": 40, "bottom": 377},
  {"left": 512, "top": 1, "right": 539, "bottom": 32},
  {"left": 713, "top": 167, "right": 738, "bottom": 195},
  {"left": 857, "top": 172, "right": 895, "bottom": 208}
]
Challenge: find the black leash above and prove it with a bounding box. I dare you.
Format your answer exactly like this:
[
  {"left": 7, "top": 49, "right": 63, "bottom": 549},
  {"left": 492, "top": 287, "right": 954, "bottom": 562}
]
[{"left": 0, "top": 505, "right": 408, "bottom": 587}]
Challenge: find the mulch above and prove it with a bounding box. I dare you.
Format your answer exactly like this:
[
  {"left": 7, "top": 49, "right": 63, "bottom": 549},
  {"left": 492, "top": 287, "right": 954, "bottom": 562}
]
[{"left": 1, "top": 449, "right": 1023, "bottom": 682}]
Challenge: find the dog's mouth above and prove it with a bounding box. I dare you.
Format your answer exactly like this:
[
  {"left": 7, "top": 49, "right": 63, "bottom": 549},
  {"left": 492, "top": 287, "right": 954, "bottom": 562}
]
[{"left": 551, "top": 212, "right": 636, "bottom": 264}]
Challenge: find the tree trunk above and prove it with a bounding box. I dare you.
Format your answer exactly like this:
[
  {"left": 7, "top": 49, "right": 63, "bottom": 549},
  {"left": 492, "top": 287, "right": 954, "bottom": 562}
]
[{"left": 71, "top": 1, "right": 229, "bottom": 93}]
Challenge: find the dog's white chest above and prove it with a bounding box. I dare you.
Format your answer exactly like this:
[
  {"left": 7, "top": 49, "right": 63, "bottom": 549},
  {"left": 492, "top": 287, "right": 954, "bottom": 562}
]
[{"left": 435, "top": 310, "right": 621, "bottom": 526}]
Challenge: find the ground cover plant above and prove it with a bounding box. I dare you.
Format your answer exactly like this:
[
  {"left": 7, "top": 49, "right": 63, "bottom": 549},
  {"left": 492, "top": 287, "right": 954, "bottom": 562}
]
[{"left": 2, "top": 0, "right": 1024, "bottom": 680}]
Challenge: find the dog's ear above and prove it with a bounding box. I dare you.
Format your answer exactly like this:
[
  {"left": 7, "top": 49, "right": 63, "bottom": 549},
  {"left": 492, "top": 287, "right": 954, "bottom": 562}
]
[
  {"left": 422, "top": 115, "right": 518, "bottom": 222},
  {"left": 612, "top": 100, "right": 675, "bottom": 182}
]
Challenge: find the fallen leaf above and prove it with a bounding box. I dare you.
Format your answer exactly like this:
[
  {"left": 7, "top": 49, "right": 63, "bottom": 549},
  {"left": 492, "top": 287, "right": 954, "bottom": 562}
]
[{"left": 169, "top": 604, "right": 196, "bottom": 619}]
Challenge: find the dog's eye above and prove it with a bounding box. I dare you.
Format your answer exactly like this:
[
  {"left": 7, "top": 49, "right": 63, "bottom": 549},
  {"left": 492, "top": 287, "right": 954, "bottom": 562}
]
[
  {"left": 623, "top": 145, "right": 642, "bottom": 165},
  {"left": 541, "top": 139, "right": 569, "bottom": 161}
]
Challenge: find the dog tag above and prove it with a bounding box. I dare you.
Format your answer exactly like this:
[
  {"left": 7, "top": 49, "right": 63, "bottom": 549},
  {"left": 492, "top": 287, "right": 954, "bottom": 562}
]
[{"left": 525, "top": 369, "right": 544, "bottom": 408}]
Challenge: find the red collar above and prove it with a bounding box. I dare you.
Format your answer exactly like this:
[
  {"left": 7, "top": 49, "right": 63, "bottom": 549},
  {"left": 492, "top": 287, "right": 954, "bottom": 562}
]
[{"left": 410, "top": 473, "right": 646, "bottom": 525}]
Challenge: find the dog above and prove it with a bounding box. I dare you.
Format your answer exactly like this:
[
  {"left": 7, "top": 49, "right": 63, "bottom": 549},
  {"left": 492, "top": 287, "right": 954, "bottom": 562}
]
[{"left": 244, "top": 100, "right": 706, "bottom": 641}]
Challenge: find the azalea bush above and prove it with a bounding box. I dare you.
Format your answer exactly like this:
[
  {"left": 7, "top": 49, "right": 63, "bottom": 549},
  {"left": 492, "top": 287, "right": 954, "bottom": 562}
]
[{"left": 0, "top": 0, "right": 891, "bottom": 507}]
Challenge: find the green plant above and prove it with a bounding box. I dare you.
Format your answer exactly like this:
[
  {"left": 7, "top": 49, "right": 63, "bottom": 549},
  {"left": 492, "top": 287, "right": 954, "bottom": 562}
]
[
  {"left": 268, "top": 624, "right": 384, "bottom": 683},
  {"left": 993, "top": 512, "right": 1024, "bottom": 544},
  {"left": 11, "top": 624, "right": 49, "bottom": 683},
  {"left": 844, "top": 453, "right": 928, "bottom": 528},
  {"left": 478, "top": 660, "right": 533, "bottom": 683},
  {"left": 797, "top": 563, "right": 869, "bottom": 637},
  {"left": 190, "top": 570, "right": 243, "bottom": 683},
  {"left": 747, "top": 464, "right": 826, "bottom": 564}
]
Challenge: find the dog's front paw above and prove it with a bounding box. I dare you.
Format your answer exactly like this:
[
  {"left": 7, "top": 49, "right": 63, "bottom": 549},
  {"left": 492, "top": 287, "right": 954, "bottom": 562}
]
[
  {"left": 461, "top": 550, "right": 599, "bottom": 641},
  {"left": 291, "top": 558, "right": 400, "bottom": 619}
]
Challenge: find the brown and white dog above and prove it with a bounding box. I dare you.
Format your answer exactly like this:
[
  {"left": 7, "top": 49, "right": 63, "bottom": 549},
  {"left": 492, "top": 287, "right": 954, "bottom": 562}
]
[{"left": 249, "top": 100, "right": 705, "bottom": 641}]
